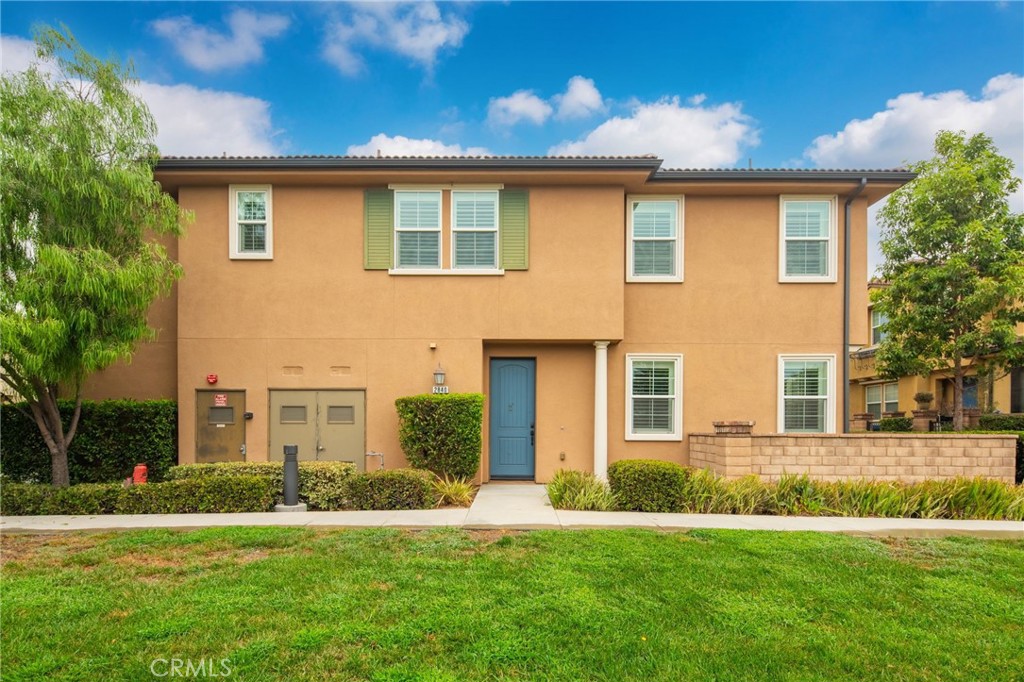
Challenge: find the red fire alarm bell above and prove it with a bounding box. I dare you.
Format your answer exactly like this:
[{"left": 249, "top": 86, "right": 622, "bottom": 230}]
[{"left": 206, "top": 374, "right": 218, "bottom": 385}]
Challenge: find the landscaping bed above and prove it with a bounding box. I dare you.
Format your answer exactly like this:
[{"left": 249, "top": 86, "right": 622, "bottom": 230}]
[
  {"left": 548, "top": 460, "right": 1024, "bottom": 520},
  {"left": 1, "top": 527, "right": 1021, "bottom": 681},
  {"left": 1, "top": 463, "right": 475, "bottom": 515}
]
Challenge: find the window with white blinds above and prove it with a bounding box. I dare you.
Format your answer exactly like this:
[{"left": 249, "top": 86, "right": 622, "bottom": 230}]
[
  {"left": 865, "top": 382, "right": 899, "bottom": 419},
  {"left": 778, "top": 355, "right": 835, "bottom": 433},
  {"left": 628, "top": 197, "right": 683, "bottom": 282},
  {"left": 626, "top": 354, "right": 683, "bottom": 440},
  {"left": 780, "top": 197, "right": 836, "bottom": 282},
  {"left": 452, "top": 191, "right": 498, "bottom": 268},
  {"left": 395, "top": 190, "right": 441, "bottom": 268},
  {"left": 229, "top": 185, "right": 273, "bottom": 259}
]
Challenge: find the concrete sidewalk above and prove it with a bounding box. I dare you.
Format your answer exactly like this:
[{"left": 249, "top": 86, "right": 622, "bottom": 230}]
[{"left": 2, "top": 484, "right": 1022, "bottom": 538}]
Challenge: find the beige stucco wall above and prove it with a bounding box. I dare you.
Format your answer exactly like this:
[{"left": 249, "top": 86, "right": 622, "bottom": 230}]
[{"left": 84, "top": 175, "right": 883, "bottom": 479}]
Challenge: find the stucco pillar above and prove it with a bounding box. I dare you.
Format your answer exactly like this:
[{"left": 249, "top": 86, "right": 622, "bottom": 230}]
[{"left": 594, "top": 341, "right": 610, "bottom": 480}]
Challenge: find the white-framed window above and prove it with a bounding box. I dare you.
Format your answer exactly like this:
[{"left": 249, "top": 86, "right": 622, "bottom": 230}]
[
  {"left": 627, "top": 196, "right": 683, "bottom": 282},
  {"left": 871, "top": 309, "right": 888, "bottom": 345},
  {"left": 452, "top": 190, "right": 499, "bottom": 269},
  {"left": 394, "top": 190, "right": 442, "bottom": 269},
  {"left": 229, "top": 185, "right": 273, "bottom": 259},
  {"left": 865, "top": 382, "right": 899, "bottom": 419},
  {"left": 778, "top": 354, "right": 836, "bottom": 433},
  {"left": 779, "top": 196, "right": 837, "bottom": 282},
  {"left": 626, "top": 354, "right": 683, "bottom": 441}
]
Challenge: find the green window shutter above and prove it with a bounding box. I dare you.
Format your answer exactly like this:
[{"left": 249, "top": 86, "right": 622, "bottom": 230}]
[
  {"left": 499, "top": 189, "right": 529, "bottom": 270},
  {"left": 364, "top": 189, "right": 394, "bottom": 269}
]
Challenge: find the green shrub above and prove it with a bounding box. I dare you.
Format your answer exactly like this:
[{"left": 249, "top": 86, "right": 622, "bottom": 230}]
[
  {"left": 879, "top": 417, "right": 913, "bottom": 432},
  {"left": 395, "top": 393, "right": 484, "bottom": 479},
  {"left": 978, "top": 414, "right": 1024, "bottom": 431},
  {"left": 432, "top": 475, "right": 476, "bottom": 507},
  {"left": 608, "top": 459, "right": 688, "bottom": 513},
  {"left": 117, "top": 476, "right": 274, "bottom": 514},
  {"left": 0, "top": 400, "right": 177, "bottom": 483},
  {"left": 0, "top": 483, "right": 57, "bottom": 515},
  {"left": 0, "top": 476, "right": 274, "bottom": 515},
  {"left": 546, "top": 470, "right": 617, "bottom": 511},
  {"left": 346, "top": 469, "right": 437, "bottom": 510},
  {"left": 168, "top": 461, "right": 355, "bottom": 510}
]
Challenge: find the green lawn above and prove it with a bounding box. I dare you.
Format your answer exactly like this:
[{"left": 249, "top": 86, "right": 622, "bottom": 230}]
[{"left": 1, "top": 528, "right": 1021, "bottom": 681}]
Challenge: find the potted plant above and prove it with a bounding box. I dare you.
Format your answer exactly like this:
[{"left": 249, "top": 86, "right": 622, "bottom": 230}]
[{"left": 914, "top": 392, "right": 934, "bottom": 410}]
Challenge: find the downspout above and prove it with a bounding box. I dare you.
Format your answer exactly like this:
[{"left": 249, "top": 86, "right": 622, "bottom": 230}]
[{"left": 843, "top": 178, "right": 868, "bottom": 432}]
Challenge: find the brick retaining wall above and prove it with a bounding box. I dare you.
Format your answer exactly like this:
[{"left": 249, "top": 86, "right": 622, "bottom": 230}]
[{"left": 689, "top": 433, "right": 1016, "bottom": 483}]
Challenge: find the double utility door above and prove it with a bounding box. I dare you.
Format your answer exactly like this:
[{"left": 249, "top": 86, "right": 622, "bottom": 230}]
[
  {"left": 269, "top": 390, "right": 366, "bottom": 470},
  {"left": 196, "top": 389, "right": 365, "bottom": 468}
]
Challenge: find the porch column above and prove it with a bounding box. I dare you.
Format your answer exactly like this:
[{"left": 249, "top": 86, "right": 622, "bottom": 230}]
[{"left": 594, "top": 341, "right": 610, "bottom": 480}]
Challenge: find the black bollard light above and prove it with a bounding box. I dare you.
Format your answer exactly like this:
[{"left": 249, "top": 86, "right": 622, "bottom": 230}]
[{"left": 283, "top": 444, "right": 299, "bottom": 507}]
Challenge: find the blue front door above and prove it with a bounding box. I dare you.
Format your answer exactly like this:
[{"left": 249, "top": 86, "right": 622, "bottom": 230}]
[{"left": 489, "top": 358, "right": 536, "bottom": 479}]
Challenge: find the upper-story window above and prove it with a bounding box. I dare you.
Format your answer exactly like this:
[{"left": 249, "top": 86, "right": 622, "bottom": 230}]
[
  {"left": 452, "top": 190, "right": 498, "bottom": 269},
  {"left": 627, "top": 197, "right": 683, "bottom": 282},
  {"left": 229, "top": 185, "right": 273, "bottom": 259},
  {"left": 871, "top": 309, "right": 888, "bottom": 345},
  {"left": 394, "top": 190, "right": 442, "bottom": 269},
  {"left": 779, "top": 196, "right": 837, "bottom": 282}
]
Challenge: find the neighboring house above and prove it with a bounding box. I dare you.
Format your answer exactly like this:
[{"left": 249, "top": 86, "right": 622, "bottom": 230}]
[
  {"left": 84, "top": 156, "right": 913, "bottom": 482},
  {"left": 849, "top": 282, "right": 1024, "bottom": 422}
]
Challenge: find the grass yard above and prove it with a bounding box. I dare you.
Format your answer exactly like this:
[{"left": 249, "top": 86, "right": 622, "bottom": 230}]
[{"left": 1, "top": 528, "right": 1022, "bottom": 681}]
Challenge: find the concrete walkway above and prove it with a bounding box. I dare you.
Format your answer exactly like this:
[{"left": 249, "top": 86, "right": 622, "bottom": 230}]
[{"left": 1, "top": 484, "right": 1022, "bottom": 538}]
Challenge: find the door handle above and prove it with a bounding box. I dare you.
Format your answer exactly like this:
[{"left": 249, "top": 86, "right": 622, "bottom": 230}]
[
  {"left": 530, "top": 424, "right": 535, "bottom": 446},
  {"left": 239, "top": 444, "right": 246, "bottom": 456}
]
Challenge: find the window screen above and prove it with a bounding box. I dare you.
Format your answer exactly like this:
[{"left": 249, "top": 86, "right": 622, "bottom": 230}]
[
  {"left": 208, "top": 407, "right": 235, "bottom": 425},
  {"left": 783, "top": 359, "right": 829, "bottom": 432},
  {"left": 783, "top": 200, "right": 830, "bottom": 277},
  {"left": 280, "top": 406, "right": 307, "bottom": 424},
  {"left": 631, "top": 200, "right": 677, "bottom": 277}
]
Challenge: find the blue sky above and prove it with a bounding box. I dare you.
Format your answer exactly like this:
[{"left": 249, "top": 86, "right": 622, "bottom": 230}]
[{"left": 2, "top": 1, "right": 1022, "bottom": 269}]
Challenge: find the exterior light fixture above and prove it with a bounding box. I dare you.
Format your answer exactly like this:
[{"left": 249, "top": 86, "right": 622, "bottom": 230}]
[{"left": 433, "top": 365, "right": 446, "bottom": 386}]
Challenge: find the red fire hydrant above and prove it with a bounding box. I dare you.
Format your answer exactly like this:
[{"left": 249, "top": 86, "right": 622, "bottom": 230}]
[{"left": 133, "top": 464, "right": 148, "bottom": 485}]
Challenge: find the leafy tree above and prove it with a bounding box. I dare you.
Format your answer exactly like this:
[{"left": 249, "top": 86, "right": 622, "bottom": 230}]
[
  {"left": 873, "top": 130, "right": 1024, "bottom": 430},
  {"left": 1, "top": 26, "right": 185, "bottom": 486}
]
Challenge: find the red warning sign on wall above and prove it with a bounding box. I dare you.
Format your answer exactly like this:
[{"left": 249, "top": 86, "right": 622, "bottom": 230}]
[{"left": 214, "top": 393, "right": 228, "bottom": 407}]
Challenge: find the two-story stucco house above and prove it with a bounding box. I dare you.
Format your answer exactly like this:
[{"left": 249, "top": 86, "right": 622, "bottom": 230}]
[{"left": 84, "top": 156, "right": 915, "bottom": 482}]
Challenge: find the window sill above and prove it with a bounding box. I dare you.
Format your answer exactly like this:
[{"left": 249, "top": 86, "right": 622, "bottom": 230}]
[
  {"left": 625, "top": 433, "right": 683, "bottom": 442},
  {"left": 779, "top": 275, "right": 838, "bottom": 283},
  {"left": 388, "top": 268, "right": 505, "bottom": 276},
  {"left": 626, "top": 275, "right": 684, "bottom": 283},
  {"left": 230, "top": 253, "right": 273, "bottom": 260}
]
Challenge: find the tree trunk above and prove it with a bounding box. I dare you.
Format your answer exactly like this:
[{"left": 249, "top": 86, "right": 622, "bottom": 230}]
[
  {"left": 953, "top": 355, "right": 964, "bottom": 432},
  {"left": 26, "top": 384, "right": 81, "bottom": 487}
]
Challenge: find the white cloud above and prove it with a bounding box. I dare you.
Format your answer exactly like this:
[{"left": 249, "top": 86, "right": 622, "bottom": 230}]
[
  {"left": 549, "top": 96, "right": 759, "bottom": 167},
  {"left": 151, "top": 9, "right": 290, "bottom": 72},
  {"left": 1, "top": 35, "right": 280, "bottom": 156},
  {"left": 806, "top": 74, "right": 1024, "bottom": 276},
  {"left": 346, "top": 133, "right": 489, "bottom": 157},
  {"left": 806, "top": 74, "right": 1023, "bottom": 173},
  {"left": 137, "top": 82, "right": 278, "bottom": 156},
  {"left": 0, "top": 34, "right": 44, "bottom": 74},
  {"left": 554, "top": 76, "right": 604, "bottom": 120},
  {"left": 323, "top": 2, "right": 468, "bottom": 76},
  {"left": 487, "top": 90, "right": 553, "bottom": 127}
]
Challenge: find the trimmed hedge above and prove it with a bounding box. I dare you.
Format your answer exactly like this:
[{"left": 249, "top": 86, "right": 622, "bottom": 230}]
[
  {"left": 395, "top": 393, "right": 484, "bottom": 479},
  {"left": 979, "top": 414, "right": 1024, "bottom": 431},
  {"left": 169, "top": 461, "right": 355, "bottom": 510},
  {"left": 346, "top": 469, "right": 437, "bottom": 510},
  {"left": 0, "top": 400, "right": 177, "bottom": 484},
  {"left": 607, "top": 459, "right": 688, "bottom": 513},
  {"left": 879, "top": 417, "right": 914, "bottom": 432},
  {"left": 0, "top": 476, "right": 274, "bottom": 515}
]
